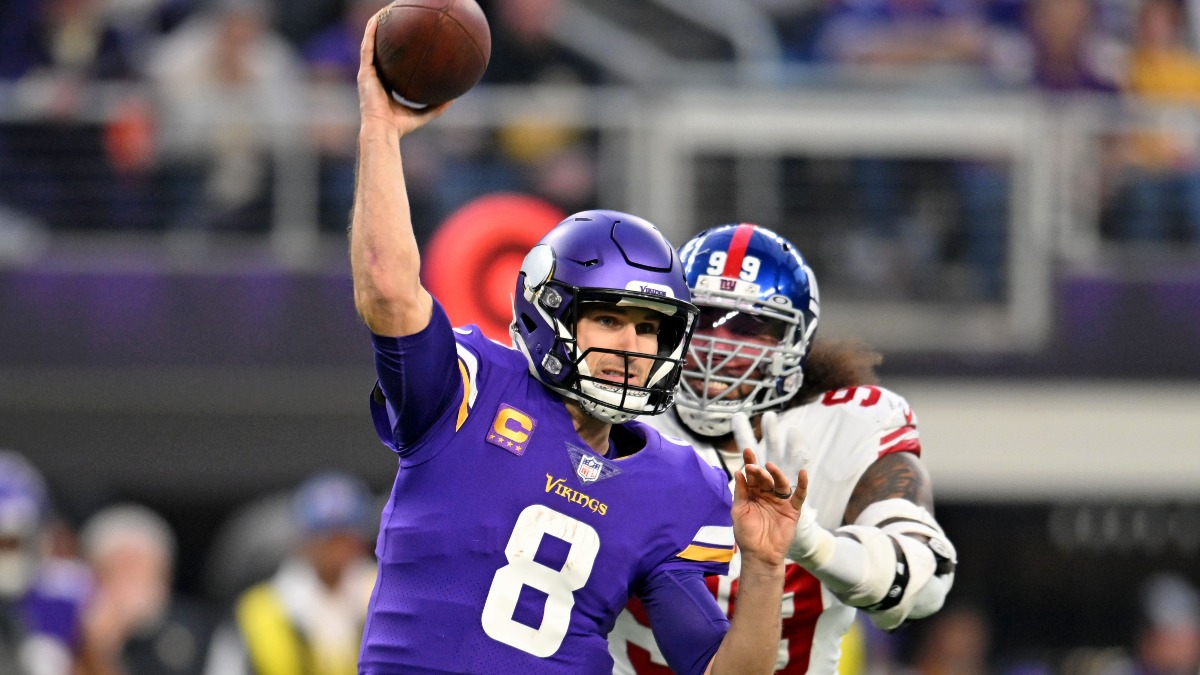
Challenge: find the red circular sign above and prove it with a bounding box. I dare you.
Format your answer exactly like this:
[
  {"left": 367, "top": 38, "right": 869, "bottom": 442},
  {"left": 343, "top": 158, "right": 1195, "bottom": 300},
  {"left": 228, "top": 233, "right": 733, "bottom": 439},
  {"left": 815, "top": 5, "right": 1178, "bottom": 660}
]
[{"left": 423, "top": 193, "right": 565, "bottom": 343}]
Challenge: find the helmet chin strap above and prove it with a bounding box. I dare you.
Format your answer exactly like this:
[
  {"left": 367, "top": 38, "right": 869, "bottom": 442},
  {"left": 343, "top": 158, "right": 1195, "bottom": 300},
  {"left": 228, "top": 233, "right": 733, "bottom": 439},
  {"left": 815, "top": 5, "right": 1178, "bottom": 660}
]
[
  {"left": 676, "top": 399, "right": 739, "bottom": 437},
  {"left": 575, "top": 357, "right": 650, "bottom": 423},
  {"left": 579, "top": 397, "right": 638, "bottom": 424}
]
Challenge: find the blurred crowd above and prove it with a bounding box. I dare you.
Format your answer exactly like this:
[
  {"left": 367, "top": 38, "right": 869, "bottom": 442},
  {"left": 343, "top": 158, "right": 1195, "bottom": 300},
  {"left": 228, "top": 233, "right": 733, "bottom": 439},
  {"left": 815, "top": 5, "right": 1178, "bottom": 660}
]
[
  {"left": 5, "top": 441, "right": 1200, "bottom": 674},
  {"left": 0, "top": 0, "right": 610, "bottom": 241},
  {"left": 2, "top": 0, "right": 1200, "bottom": 233},
  {"left": 2, "top": 447, "right": 380, "bottom": 675},
  {"left": 2, "top": 0, "right": 1200, "bottom": 271}
]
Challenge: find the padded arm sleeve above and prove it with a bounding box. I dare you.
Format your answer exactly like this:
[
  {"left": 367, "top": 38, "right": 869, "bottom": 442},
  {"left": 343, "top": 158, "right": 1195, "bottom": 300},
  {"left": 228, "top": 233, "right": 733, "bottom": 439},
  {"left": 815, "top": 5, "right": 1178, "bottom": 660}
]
[
  {"left": 640, "top": 568, "right": 729, "bottom": 675},
  {"left": 786, "top": 499, "right": 957, "bottom": 630}
]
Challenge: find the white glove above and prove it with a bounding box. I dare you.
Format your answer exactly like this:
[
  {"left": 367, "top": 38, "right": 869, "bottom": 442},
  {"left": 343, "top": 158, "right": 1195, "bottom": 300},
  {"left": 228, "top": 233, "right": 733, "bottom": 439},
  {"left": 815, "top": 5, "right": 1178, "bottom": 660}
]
[
  {"left": 730, "top": 411, "right": 759, "bottom": 463},
  {"left": 730, "top": 411, "right": 808, "bottom": 471}
]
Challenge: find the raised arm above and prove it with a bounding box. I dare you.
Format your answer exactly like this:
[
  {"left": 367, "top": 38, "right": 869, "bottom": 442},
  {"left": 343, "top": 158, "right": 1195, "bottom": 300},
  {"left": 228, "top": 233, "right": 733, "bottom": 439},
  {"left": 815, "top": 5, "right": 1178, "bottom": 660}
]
[{"left": 349, "top": 11, "right": 449, "bottom": 338}]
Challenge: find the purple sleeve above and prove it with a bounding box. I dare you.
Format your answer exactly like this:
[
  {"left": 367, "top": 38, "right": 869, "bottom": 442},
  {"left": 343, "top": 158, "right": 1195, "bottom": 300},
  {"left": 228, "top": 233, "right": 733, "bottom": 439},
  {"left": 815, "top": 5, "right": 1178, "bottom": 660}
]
[
  {"left": 369, "top": 300, "right": 462, "bottom": 454},
  {"left": 22, "top": 560, "right": 91, "bottom": 649},
  {"left": 640, "top": 568, "right": 729, "bottom": 675}
]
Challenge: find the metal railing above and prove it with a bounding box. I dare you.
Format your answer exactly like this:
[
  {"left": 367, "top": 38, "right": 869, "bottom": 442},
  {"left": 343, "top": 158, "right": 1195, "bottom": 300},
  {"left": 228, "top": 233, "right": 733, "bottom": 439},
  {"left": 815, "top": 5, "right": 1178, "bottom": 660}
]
[{"left": 3, "top": 80, "right": 1197, "bottom": 353}]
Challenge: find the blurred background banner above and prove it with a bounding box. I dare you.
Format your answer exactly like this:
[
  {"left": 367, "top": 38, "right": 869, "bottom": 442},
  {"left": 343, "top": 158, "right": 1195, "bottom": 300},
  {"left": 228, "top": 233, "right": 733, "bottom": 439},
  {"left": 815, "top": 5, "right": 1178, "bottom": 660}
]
[
  {"left": 2, "top": 0, "right": 1199, "bottom": 672},
  {"left": 423, "top": 192, "right": 565, "bottom": 342}
]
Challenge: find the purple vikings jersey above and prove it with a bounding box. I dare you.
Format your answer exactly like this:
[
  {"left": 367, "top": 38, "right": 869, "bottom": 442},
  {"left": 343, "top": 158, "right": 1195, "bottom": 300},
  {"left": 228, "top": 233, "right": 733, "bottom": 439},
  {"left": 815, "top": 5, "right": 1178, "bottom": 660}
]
[
  {"left": 13, "top": 560, "right": 90, "bottom": 675},
  {"left": 362, "top": 301, "right": 735, "bottom": 674}
]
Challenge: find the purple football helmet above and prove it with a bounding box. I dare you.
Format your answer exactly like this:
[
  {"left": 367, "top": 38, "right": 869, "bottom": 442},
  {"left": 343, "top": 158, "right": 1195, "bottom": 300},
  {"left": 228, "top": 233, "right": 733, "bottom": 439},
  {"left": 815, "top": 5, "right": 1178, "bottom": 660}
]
[
  {"left": 675, "top": 224, "right": 820, "bottom": 436},
  {"left": 510, "top": 210, "right": 699, "bottom": 423},
  {"left": 0, "top": 449, "right": 49, "bottom": 598}
]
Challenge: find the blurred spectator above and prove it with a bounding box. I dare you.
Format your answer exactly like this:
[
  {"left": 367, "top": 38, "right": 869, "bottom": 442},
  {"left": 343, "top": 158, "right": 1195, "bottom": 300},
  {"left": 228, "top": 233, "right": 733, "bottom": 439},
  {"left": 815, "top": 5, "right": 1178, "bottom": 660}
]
[
  {"left": 967, "top": 0, "right": 1119, "bottom": 297},
  {"left": 813, "top": 0, "right": 990, "bottom": 76},
  {"left": 1068, "top": 571, "right": 1200, "bottom": 675},
  {"left": 200, "top": 492, "right": 296, "bottom": 608},
  {"left": 301, "top": 0, "right": 377, "bottom": 84},
  {"left": 415, "top": 0, "right": 605, "bottom": 223},
  {"left": 74, "top": 503, "right": 214, "bottom": 675},
  {"left": 301, "top": 0, "right": 380, "bottom": 233},
  {"left": 0, "top": 0, "right": 152, "bottom": 232},
  {"left": 1130, "top": 571, "right": 1200, "bottom": 675},
  {"left": 812, "top": 0, "right": 1004, "bottom": 299},
  {"left": 896, "top": 601, "right": 1057, "bottom": 675},
  {"left": 267, "top": 0, "right": 343, "bottom": 51},
  {"left": 487, "top": 0, "right": 607, "bottom": 214},
  {"left": 1005, "top": 0, "right": 1127, "bottom": 257},
  {"left": 1115, "top": 0, "right": 1200, "bottom": 243},
  {"left": 145, "top": 0, "right": 306, "bottom": 233},
  {"left": 1019, "top": 0, "right": 1123, "bottom": 94},
  {"left": 0, "top": 0, "right": 137, "bottom": 80},
  {"left": 202, "top": 471, "right": 376, "bottom": 675},
  {"left": 482, "top": 0, "right": 606, "bottom": 86},
  {"left": 772, "top": 0, "right": 832, "bottom": 65},
  {"left": 296, "top": 0, "right": 611, "bottom": 238},
  {"left": 102, "top": 0, "right": 196, "bottom": 53},
  {"left": 907, "top": 603, "right": 992, "bottom": 675},
  {"left": 963, "top": 0, "right": 1124, "bottom": 299},
  {"left": 0, "top": 449, "right": 90, "bottom": 675}
]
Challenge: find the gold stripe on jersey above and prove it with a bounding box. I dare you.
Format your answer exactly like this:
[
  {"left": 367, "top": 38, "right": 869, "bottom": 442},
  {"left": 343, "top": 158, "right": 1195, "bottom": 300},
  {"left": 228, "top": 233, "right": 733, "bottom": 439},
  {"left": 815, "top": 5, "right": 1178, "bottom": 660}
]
[
  {"left": 453, "top": 341, "right": 480, "bottom": 432},
  {"left": 677, "top": 544, "right": 736, "bottom": 563},
  {"left": 455, "top": 359, "right": 471, "bottom": 431}
]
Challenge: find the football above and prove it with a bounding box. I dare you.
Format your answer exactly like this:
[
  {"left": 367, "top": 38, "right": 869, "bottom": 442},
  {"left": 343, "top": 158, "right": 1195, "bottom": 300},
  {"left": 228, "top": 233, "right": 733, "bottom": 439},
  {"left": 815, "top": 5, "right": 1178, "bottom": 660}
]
[{"left": 373, "top": 0, "right": 491, "bottom": 110}]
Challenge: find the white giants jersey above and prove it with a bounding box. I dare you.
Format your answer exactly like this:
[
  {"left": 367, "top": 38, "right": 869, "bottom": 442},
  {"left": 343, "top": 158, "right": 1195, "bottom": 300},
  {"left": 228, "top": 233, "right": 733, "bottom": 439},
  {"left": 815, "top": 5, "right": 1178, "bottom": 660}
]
[{"left": 608, "top": 385, "right": 920, "bottom": 675}]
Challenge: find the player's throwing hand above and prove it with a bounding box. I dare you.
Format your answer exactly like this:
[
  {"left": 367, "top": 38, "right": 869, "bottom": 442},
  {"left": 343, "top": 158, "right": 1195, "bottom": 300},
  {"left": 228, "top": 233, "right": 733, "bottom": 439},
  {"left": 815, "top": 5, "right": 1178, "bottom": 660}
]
[{"left": 357, "top": 12, "right": 450, "bottom": 134}]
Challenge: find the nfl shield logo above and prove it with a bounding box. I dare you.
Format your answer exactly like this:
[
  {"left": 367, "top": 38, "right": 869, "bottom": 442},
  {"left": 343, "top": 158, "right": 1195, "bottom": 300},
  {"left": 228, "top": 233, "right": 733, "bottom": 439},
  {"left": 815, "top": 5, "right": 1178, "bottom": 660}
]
[{"left": 577, "top": 455, "right": 603, "bottom": 483}]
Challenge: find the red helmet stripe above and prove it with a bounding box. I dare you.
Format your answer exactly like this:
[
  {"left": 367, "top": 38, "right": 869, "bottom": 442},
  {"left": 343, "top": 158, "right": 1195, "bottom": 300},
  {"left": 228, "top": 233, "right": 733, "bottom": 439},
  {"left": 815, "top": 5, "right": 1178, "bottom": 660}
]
[{"left": 719, "top": 223, "right": 756, "bottom": 278}]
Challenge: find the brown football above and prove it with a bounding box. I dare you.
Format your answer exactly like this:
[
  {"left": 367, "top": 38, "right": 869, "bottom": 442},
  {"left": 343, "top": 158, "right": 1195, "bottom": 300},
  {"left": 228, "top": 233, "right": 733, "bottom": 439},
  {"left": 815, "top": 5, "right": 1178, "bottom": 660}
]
[{"left": 373, "top": 0, "right": 491, "bottom": 109}]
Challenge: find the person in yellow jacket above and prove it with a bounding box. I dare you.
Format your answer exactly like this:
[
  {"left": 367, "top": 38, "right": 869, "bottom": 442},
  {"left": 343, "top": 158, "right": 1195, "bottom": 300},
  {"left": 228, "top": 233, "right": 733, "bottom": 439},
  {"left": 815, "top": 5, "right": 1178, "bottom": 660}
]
[
  {"left": 203, "top": 472, "right": 377, "bottom": 675},
  {"left": 1120, "top": 0, "right": 1200, "bottom": 242}
]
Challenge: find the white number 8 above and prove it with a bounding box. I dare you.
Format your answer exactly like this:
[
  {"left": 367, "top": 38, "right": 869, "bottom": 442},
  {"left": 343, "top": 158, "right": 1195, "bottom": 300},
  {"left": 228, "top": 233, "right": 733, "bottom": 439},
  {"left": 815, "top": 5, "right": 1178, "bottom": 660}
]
[{"left": 481, "top": 505, "right": 600, "bottom": 657}]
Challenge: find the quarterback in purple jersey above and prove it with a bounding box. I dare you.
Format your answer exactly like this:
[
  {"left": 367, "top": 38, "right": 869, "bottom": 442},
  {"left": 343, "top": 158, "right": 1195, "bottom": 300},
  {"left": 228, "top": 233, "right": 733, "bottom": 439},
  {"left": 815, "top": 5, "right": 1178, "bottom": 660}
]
[{"left": 348, "top": 11, "right": 808, "bottom": 675}]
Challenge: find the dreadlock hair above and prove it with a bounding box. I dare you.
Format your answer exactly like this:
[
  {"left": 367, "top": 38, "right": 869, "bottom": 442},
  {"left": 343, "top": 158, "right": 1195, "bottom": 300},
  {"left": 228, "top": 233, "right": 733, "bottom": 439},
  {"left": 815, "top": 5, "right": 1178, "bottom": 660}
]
[{"left": 792, "top": 338, "right": 883, "bottom": 407}]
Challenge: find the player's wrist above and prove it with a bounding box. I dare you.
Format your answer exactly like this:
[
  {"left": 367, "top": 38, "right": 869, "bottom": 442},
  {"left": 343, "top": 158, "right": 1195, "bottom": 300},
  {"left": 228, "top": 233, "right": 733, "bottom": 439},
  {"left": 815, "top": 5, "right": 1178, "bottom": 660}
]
[
  {"left": 359, "top": 116, "right": 402, "bottom": 140},
  {"left": 787, "top": 507, "right": 835, "bottom": 567},
  {"left": 738, "top": 553, "right": 787, "bottom": 579}
]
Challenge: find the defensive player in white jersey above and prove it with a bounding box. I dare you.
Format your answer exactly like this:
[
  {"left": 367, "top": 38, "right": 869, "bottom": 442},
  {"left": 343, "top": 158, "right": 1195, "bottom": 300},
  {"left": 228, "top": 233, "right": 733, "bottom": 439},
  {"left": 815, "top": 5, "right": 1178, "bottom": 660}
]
[{"left": 609, "top": 224, "right": 957, "bottom": 674}]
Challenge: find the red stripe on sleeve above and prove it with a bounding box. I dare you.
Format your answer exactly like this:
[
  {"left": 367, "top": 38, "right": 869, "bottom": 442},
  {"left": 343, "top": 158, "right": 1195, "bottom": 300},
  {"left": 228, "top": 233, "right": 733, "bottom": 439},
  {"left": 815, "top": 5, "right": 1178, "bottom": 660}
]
[
  {"left": 879, "top": 424, "right": 922, "bottom": 457},
  {"left": 880, "top": 439, "right": 922, "bottom": 457},
  {"left": 879, "top": 426, "right": 911, "bottom": 447},
  {"left": 720, "top": 224, "right": 756, "bottom": 278}
]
